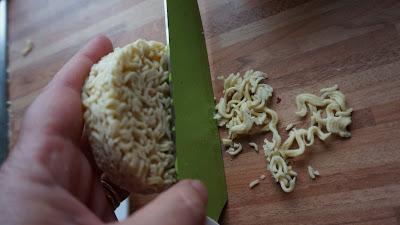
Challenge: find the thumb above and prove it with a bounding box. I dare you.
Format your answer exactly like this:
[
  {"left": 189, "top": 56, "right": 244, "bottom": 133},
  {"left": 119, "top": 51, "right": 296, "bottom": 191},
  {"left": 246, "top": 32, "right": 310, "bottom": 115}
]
[{"left": 116, "top": 180, "right": 208, "bottom": 225}]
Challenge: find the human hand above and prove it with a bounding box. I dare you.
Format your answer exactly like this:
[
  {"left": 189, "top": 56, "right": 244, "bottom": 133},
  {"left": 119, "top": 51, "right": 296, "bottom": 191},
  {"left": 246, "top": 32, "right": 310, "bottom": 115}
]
[{"left": 0, "top": 36, "right": 208, "bottom": 225}]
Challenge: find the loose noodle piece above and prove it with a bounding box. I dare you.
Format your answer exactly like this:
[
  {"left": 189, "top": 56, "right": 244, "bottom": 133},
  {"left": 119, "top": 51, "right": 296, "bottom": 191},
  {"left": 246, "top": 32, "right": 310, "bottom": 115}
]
[
  {"left": 263, "top": 85, "right": 351, "bottom": 192},
  {"left": 249, "top": 179, "right": 260, "bottom": 189},
  {"left": 320, "top": 84, "right": 338, "bottom": 93},
  {"left": 222, "top": 138, "right": 233, "bottom": 147},
  {"left": 21, "top": 39, "right": 33, "bottom": 56},
  {"left": 226, "top": 143, "right": 243, "bottom": 156},
  {"left": 248, "top": 142, "right": 258, "bottom": 152},
  {"left": 285, "top": 123, "right": 294, "bottom": 131},
  {"left": 214, "top": 70, "right": 273, "bottom": 140},
  {"left": 296, "top": 85, "right": 352, "bottom": 137},
  {"left": 215, "top": 74, "right": 352, "bottom": 193},
  {"left": 308, "top": 165, "right": 319, "bottom": 179}
]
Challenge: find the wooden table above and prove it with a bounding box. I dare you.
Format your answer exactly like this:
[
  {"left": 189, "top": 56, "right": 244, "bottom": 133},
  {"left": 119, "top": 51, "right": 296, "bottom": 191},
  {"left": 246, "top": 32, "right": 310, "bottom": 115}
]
[{"left": 8, "top": 0, "right": 400, "bottom": 224}]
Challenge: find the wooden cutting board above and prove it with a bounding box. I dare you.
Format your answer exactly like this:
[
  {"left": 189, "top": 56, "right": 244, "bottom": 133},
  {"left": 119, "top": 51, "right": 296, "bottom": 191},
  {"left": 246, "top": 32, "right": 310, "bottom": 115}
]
[{"left": 7, "top": 0, "right": 400, "bottom": 224}]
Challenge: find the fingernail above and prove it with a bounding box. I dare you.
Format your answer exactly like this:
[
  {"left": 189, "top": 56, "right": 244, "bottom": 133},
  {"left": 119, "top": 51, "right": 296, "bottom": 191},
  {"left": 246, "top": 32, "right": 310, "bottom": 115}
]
[{"left": 190, "top": 180, "right": 208, "bottom": 202}]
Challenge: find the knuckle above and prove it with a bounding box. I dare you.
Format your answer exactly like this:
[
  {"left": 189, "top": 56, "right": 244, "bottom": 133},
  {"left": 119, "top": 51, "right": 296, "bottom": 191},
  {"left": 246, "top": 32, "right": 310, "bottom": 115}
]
[{"left": 177, "top": 181, "right": 206, "bottom": 219}]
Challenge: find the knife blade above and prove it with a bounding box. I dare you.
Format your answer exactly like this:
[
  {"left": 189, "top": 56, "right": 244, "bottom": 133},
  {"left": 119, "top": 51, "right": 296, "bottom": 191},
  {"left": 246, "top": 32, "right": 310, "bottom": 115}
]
[{"left": 164, "top": 0, "right": 227, "bottom": 221}]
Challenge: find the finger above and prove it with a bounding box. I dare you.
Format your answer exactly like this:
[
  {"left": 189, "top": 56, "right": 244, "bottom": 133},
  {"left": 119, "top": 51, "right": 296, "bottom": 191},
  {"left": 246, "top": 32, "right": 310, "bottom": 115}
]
[
  {"left": 116, "top": 180, "right": 208, "bottom": 225},
  {"left": 12, "top": 36, "right": 116, "bottom": 222},
  {"left": 19, "top": 36, "right": 113, "bottom": 143}
]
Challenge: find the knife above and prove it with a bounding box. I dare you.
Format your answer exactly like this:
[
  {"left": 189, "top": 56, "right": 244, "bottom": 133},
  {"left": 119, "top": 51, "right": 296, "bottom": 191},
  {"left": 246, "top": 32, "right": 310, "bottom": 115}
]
[{"left": 164, "top": 0, "right": 227, "bottom": 221}]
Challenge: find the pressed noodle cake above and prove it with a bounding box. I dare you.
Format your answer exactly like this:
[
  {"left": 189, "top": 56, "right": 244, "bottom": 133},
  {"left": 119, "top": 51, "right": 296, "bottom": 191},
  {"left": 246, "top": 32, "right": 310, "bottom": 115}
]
[{"left": 82, "top": 39, "right": 176, "bottom": 193}]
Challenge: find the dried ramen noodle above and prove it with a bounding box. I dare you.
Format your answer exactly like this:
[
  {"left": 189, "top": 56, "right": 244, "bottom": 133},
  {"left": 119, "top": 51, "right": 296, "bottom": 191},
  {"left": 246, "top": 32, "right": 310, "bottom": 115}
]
[
  {"left": 214, "top": 70, "right": 274, "bottom": 137},
  {"left": 226, "top": 143, "right": 243, "bottom": 156},
  {"left": 249, "top": 179, "right": 260, "bottom": 189},
  {"left": 248, "top": 142, "right": 258, "bottom": 152},
  {"left": 214, "top": 70, "right": 274, "bottom": 154},
  {"left": 214, "top": 70, "right": 352, "bottom": 192},
  {"left": 308, "top": 165, "right": 320, "bottom": 179},
  {"left": 82, "top": 40, "right": 176, "bottom": 193},
  {"left": 263, "top": 85, "right": 352, "bottom": 192}
]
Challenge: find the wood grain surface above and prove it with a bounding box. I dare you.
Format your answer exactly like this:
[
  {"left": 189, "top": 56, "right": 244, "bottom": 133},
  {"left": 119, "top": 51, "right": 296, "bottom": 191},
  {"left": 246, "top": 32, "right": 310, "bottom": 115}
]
[{"left": 7, "top": 0, "right": 400, "bottom": 224}]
